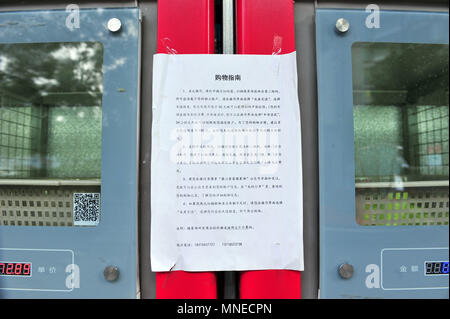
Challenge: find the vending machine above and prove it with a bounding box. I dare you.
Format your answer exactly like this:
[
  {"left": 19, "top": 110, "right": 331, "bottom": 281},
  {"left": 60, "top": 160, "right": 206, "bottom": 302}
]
[
  {"left": 0, "top": 8, "right": 140, "bottom": 298},
  {"left": 0, "top": 1, "right": 448, "bottom": 300},
  {"left": 317, "top": 9, "right": 449, "bottom": 298}
]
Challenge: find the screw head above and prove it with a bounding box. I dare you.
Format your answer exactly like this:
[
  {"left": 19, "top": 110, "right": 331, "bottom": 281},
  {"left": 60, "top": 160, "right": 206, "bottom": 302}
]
[
  {"left": 336, "top": 18, "right": 350, "bottom": 33},
  {"left": 107, "top": 18, "right": 122, "bottom": 32},
  {"left": 104, "top": 266, "right": 120, "bottom": 282},
  {"left": 338, "top": 263, "right": 354, "bottom": 279}
]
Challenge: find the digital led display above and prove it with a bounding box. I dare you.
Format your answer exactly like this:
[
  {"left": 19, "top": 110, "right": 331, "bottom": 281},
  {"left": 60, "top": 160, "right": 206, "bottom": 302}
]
[
  {"left": 425, "top": 261, "right": 449, "bottom": 275},
  {"left": 0, "top": 262, "right": 32, "bottom": 276}
]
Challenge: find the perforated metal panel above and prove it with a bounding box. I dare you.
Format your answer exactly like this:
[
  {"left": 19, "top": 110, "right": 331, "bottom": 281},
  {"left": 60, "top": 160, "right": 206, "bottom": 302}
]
[
  {"left": 0, "top": 185, "right": 100, "bottom": 226},
  {"left": 356, "top": 186, "right": 449, "bottom": 226}
]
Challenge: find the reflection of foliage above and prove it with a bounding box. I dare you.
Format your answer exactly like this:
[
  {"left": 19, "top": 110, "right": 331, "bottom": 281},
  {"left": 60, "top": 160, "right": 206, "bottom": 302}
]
[
  {"left": 0, "top": 42, "right": 103, "bottom": 105},
  {"left": 0, "top": 42, "right": 103, "bottom": 179},
  {"left": 352, "top": 43, "right": 449, "bottom": 98}
]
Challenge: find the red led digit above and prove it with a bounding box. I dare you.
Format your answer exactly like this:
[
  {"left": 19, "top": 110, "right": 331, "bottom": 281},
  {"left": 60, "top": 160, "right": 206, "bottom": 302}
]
[
  {"left": 23, "top": 263, "right": 31, "bottom": 276},
  {"left": 6, "top": 263, "right": 14, "bottom": 275},
  {"left": 14, "top": 263, "right": 22, "bottom": 275},
  {"left": 0, "top": 262, "right": 31, "bottom": 276}
]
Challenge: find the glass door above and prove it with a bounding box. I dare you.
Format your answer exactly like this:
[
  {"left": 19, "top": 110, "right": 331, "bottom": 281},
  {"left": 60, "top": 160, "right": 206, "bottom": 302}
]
[
  {"left": 0, "top": 8, "right": 140, "bottom": 298},
  {"left": 0, "top": 41, "right": 103, "bottom": 227},
  {"left": 352, "top": 42, "right": 448, "bottom": 227},
  {"left": 317, "top": 9, "right": 448, "bottom": 298}
]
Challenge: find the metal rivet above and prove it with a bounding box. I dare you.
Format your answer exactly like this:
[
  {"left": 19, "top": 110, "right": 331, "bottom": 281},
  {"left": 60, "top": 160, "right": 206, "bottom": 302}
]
[
  {"left": 336, "top": 18, "right": 350, "bottom": 33},
  {"left": 107, "top": 18, "right": 122, "bottom": 32},
  {"left": 338, "top": 263, "right": 354, "bottom": 279},
  {"left": 104, "top": 266, "right": 120, "bottom": 282}
]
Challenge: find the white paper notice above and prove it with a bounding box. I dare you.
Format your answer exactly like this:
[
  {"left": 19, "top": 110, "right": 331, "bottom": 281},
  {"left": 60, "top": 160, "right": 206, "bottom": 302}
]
[{"left": 151, "top": 52, "right": 303, "bottom": 272}]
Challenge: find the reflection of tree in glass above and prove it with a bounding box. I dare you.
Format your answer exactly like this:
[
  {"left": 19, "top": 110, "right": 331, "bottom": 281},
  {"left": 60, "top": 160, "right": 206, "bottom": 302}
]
[
  {"left": 352, "top": 43, "right": 448, "bottom": 95},
  {"left": 0, "top": 42, "right": 104, "bottom": 179},
  {"left": 0, "top": 42, "right": 103, "bottom": 105}
]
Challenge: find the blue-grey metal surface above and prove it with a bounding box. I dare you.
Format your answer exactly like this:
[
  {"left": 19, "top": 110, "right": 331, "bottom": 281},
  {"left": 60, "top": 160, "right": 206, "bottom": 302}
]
[
  {"left": 0, "top": 8, "right": 140, "bottom": 298},
  {"left": 317, "top": 9, "right": 449, "bottom": 298}
]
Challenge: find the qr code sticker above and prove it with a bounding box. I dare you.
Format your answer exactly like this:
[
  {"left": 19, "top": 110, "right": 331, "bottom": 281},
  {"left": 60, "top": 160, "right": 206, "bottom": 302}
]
[{"left": 73, "top": 193, "right": 101, "bottom": 226}]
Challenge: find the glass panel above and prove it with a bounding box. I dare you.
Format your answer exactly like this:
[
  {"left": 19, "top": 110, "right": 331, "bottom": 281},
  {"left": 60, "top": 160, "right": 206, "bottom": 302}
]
[
  {"left": 0, "top": 42, "right": 103, "bottom": 179},
  {"left": 352, "top": 42, "right": 449, "bottom": 226},
  {"left": 0, "top": 42, "right": 103, "bottom": 227}
]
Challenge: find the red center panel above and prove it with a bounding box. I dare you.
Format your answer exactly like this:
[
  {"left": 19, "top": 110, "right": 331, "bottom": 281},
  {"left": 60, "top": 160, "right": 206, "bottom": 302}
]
[
  {"left": 236, "top": 0, "right": 301, "bottom": 299},
  {"left": 155, "top": 0, "right": 301, "bottom": 299},
  {"left": 155, "top": 0, "right": 217, "bottom": 299}
]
